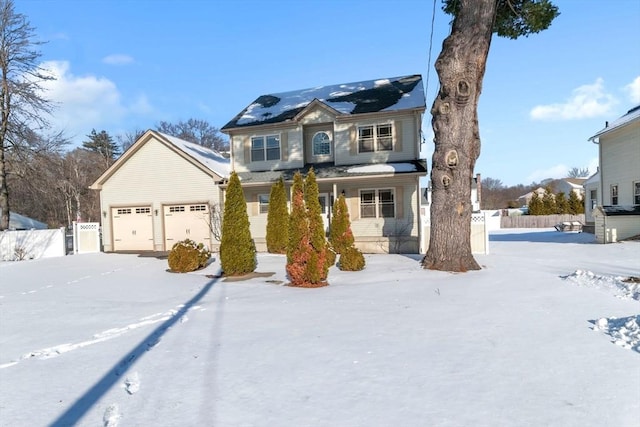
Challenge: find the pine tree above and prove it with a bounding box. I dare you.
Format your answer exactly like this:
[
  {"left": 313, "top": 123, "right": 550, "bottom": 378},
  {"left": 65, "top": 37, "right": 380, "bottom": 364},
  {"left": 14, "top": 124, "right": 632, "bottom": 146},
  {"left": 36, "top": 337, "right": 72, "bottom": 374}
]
[
  {"left": 220, "top": 171, "right": 256, "bottom": 276},
  {"left": 287, "top": 172, "right": 312, "bottom": 286},
  {"left": 542, "top": 187, "right": 556, "bottom": 215},
  {"left": 82, "top": 129, "right": 121, "bottom": 170},
  {"left": 266, "top": 177, "right": 289, "bottom": 253},
  {"left": 555, "top": 192, "right": 568, "bottom": 214},
  {"left": 329, "top": 193, "right": 354, "bottom": 254},
  {"left": 528, "top": 192, "right": 543, "bottom": 215},
  {"left": 304, "top": 168, "right": 329, "bottom": 281},
  {"left": 568, "top": 191, "right": 584, "bottom": 214}
]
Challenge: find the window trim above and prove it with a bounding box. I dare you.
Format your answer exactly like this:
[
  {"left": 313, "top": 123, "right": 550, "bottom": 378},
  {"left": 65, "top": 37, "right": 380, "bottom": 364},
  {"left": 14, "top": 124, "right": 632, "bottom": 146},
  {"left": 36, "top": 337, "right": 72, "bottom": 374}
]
[
  {"left": 610, "top": 184, "right": 618, "bottom": 205},
  {"left": 312, "top": 131, "right": 331, "bottom": 156},
  {"left": 357, "top": 123, "right": 393, "bottom": 153},
  {"left": 634, "top": 181, "right": 640, "bottom": 205},
  {"left": 359, "top": 188, "right": 396, "bottom": 219},
  {"left": 251, "top": 134, "right": 281, "bottom": 162}
]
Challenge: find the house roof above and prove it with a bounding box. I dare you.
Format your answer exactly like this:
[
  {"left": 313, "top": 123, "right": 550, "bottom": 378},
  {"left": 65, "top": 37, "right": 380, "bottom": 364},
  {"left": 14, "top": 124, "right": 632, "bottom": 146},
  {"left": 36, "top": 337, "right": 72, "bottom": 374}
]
[
  {"left": 583, "top": 170, "right": 600, "bottom": 186},
  {"left": 90, "top": 130, "right": 230, "bottom": 189},
  {"left": 232, "top": 160, "right": 427, "bottom": 186},
  {"left": 222, "top": 74, "right": 426, "bottom": 130},
  {"left": 596, "top": 205, "right": 640, "bottom": 216},
  {"left": 8, "top": 212, "right": 47, "bottom": 230},
  {"left": 589, "top": 104, "right": 640, "bottom": 141}
]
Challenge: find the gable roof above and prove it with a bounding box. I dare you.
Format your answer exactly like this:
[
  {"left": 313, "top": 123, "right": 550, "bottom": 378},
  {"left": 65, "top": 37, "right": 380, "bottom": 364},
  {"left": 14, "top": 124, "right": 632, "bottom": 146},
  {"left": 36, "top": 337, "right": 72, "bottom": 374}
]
[
  {"left": 90, "top": 130, "right": 230, "bottom": 189},
  {"left": 589, "top": 104, "right": 640, "bottom": 141},
  {"left": 222, "top": 74, "right": 426, "bottom": 130}
]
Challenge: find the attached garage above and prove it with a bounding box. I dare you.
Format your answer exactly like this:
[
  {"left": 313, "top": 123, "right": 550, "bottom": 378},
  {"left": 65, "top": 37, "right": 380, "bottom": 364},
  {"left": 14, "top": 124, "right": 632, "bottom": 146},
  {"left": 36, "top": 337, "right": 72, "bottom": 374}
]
[
  {"left": 90, "top": 131, "right": 229, "bottom": 252},
  {"left": 112, "top": 206, "right": 154, "bottom": 251},
  {"left": 163, "top": 203, "right": 212, "bottom": 250}
]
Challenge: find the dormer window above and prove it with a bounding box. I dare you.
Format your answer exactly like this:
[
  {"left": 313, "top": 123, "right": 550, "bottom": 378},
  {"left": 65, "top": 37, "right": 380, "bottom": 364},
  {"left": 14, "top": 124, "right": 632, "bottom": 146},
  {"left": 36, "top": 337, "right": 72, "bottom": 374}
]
[
  {"left": 312, "top": 132, "right": 331, "bottom": 156},
  {"left": 358, "top": 124, "right": 393, "bottom": 153},
  {"left": 251, "top": 135, "right": 280, "bottom": 162}
]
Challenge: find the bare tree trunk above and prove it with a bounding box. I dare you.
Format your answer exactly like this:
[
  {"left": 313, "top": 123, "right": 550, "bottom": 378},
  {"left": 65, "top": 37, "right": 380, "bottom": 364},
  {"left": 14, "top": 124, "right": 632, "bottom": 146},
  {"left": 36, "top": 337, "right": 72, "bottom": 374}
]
[
  {"left": 0, "top": 141, "right": 8, "bottom": 229},
  {"left": 422, "top": 0, "right": 497, "bottom": 272}
]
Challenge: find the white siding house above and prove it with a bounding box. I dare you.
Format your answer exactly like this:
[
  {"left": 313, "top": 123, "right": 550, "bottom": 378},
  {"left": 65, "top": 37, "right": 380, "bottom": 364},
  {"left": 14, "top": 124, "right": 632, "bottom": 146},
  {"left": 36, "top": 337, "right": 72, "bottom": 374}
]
[
  {"left": 588, "top": 105, "right": 640, "bottom": 242},
  {"left": 90, "top": 131, "right": 230, "bottom": 252},
  {"left": 221, "top": 75, "right": 427, "bottom": 253}
]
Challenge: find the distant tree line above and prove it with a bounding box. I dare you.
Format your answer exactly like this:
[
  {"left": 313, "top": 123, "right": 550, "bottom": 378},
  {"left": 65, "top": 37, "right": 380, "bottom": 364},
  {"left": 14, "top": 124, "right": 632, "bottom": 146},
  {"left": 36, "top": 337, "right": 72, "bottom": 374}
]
[{"left": 527, "top": 187, "right": 584, "bottom": 215}]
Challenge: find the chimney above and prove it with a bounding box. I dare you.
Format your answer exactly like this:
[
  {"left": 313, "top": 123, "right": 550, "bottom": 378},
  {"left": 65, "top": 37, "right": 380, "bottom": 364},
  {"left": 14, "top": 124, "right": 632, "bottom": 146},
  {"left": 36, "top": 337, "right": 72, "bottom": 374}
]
[{"left": 605, "top": 121, "right": 609, "bottom": 127}]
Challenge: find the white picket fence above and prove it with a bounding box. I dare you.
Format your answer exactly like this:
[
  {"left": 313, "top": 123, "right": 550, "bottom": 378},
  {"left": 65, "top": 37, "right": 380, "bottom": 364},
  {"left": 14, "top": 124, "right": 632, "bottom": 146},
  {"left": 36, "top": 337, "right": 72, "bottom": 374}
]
[
  {"left": 422, "top": 212, "right": 490, "bottom": 255},
  {"left": 0, "top": 222, "right": 101, "bottom": 261}
]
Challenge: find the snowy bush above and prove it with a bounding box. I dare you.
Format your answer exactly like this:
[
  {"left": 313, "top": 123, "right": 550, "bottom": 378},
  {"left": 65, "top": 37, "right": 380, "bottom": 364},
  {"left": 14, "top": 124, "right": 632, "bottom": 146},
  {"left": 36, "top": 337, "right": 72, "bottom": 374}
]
[{"left": 168, "top": 239, "right": 211, "bottom": 273}]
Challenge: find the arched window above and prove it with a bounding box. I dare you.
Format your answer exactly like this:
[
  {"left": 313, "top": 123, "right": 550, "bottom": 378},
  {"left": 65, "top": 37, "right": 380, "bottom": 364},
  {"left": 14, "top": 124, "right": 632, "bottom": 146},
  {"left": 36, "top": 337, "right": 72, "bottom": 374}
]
[{"left": 312, "top": 131, "right": 331, "bottom": 156}]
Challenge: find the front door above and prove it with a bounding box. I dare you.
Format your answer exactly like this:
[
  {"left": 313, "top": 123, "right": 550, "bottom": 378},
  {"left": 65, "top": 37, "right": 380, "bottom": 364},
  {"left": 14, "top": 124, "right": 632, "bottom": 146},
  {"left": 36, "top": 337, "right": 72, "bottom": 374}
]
[{"left": 318, "top": 193, "right": 330, "bottom": 234}]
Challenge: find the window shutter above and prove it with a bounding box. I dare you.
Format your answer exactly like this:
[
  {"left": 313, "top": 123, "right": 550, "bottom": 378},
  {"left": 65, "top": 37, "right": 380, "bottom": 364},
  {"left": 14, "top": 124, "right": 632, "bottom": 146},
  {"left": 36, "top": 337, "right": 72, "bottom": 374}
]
[
  {"left": 280, "top": 132, "right": 288, "bottom": 162},
  {"left": 349, "top": 125, "right": 357, "bottom": 156},
  {"left": 243, "top": 136, "right": 250, "bottom": 162},
  {"left": 395, "top": 187, "right": 404, "bottom": 219},
  {"left": 394, "top": 120, "right": 403, "bottom": 152},
  {"left": 350, "top": 190, "right": 359, "bottom": 220}
]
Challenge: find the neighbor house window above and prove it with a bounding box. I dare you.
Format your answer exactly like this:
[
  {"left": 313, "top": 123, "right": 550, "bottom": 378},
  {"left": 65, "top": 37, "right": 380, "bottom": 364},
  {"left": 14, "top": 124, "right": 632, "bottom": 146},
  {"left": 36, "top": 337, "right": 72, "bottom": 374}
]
[
  {"left": 258, "top": 194, "right": 269, "bottom": 214},
  {"left": 590, "top": 190, "right": 597, "bottom": 210},
  {"left": 634, "top": 182, "right": 640, "bottom": 205},
  {"left": 360, "top": 189, "right": 395, "bottom": 218},
  {"left": 358, "top": 124, "right": 393, "bottom": 153},
  {"left": 610, "top": 184, "right": 618, "bottom": 205},
  {"left": 312, "top": 132, "right": 331, "bottom": 156},
  {"left": 251, "top": 135, "right": 280, "bottom": 162}
]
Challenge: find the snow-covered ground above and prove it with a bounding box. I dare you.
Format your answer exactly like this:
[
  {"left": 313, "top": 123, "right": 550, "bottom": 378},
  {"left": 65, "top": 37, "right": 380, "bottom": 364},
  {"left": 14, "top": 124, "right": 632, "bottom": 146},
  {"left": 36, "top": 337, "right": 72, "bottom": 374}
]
[{"left": 0, "top": 228, "right": 638, "bottom": 427}]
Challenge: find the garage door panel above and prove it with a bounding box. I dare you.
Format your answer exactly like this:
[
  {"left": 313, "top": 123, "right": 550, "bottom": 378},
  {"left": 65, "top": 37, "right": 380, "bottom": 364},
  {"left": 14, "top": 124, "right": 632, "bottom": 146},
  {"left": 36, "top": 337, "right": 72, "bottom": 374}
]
[
  {"left": 112, "top": 206, "right": 154, "bottom": 251},
  {"left": 164, "top": 204, "right": 212, "bottom": 250}
]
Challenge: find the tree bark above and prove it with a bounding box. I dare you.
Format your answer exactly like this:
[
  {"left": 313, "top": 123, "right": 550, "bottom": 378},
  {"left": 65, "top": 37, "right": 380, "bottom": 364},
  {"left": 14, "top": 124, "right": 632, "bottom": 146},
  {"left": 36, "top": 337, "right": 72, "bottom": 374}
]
[{"left": 422, "top": 0, "right": 497, "bottom": 272}]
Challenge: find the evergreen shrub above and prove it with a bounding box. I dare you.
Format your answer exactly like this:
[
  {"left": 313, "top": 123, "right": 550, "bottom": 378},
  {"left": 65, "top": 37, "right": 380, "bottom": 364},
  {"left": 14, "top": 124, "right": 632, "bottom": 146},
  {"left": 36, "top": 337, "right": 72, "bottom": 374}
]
[
  {"left": 338, "top": 246, "right": 365, "bottom": 271},
  {"left": 168, "top": 239, "right": 211, "bottom": 273}
]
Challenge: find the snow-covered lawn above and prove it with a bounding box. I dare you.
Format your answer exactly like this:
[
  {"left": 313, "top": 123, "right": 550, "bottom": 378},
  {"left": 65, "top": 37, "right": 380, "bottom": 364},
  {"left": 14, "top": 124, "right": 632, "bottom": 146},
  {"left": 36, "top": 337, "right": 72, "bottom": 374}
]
[{"left": 0, "top": 228, "right": 638, "bottom": 427}]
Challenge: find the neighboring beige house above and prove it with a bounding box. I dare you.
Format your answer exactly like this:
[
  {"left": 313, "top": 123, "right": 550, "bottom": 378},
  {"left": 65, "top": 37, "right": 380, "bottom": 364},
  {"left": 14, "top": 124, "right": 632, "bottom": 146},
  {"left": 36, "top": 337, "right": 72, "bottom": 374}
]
[
  {"left": 221, "top": 75, "right": 427, "bottom": 253},
  {"left": 588, "top": 105, "right": 640, "bottom": 242},
  {"left": 421, "top": 173, "right": 482, "bottom": 218},
  {"left": 90, "top": 130, "right": 230, "bottom": 252},
  {"left": 517, "top": 187, "right": 546, "bottom": 207}
]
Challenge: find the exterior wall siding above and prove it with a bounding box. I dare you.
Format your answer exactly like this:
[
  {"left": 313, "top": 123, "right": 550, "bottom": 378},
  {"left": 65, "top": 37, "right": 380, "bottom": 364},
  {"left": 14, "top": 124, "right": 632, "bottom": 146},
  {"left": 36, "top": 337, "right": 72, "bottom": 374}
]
[
  {"left": 600, "top": 122, "right": 640, "bottom": 206},
  {"left": 595, "top": 215, "right": 640, "bottom": 243},
  {"left": 100, "top": 137, "right": 222, "bottom": 251}
]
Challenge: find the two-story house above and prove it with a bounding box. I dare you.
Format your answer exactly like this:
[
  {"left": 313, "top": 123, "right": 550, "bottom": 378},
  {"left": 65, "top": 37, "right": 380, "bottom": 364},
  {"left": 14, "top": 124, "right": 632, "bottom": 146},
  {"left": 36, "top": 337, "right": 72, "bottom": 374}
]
[
  {"left": 221, "top": 75, "right": 427, "bottom": 253},
  {"left": 588, "top": 105, "right": 640, "bottom": 242}
]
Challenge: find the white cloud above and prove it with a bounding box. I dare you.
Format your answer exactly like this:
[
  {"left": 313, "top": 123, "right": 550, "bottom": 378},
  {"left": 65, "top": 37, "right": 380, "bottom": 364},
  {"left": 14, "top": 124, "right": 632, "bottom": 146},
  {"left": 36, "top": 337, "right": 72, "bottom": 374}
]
[
  {"left": 38, "top": 61, "right": 153, "bottom": 144},
  {"left": 624, "top": 76, "right": 640, "bottom": 103},
  {"left": 102, "top": 54, "right": 134, "bottom": 65},
  {"left": 529, "top": 78, "right": 617, "bottom": 120},
  {"left": 526, "top": 164, "right": 569, "bottom": 183}
]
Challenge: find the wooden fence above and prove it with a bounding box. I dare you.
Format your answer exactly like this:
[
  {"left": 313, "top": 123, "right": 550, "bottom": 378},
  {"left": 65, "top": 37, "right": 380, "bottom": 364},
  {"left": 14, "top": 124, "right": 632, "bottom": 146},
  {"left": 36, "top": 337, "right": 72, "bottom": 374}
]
[{"left": 500, "top": 214, "right": 585, "bottom": 229}]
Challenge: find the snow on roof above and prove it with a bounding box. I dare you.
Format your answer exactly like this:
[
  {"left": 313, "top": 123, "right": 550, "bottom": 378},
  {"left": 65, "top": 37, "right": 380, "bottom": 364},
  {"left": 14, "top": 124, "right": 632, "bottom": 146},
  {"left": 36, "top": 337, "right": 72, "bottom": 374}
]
[
  {"left": 347, "top": 163, "right": 417, "bottom": 174},
  {"left": 589, "top": 104, "right": 640, "bottom": 140},
  {"left": 159, "top": 132, "right": 230, "bottom": 178},
  {"left": 222, "top": 74, "right": 425, "bottom": 130},
  {"left": 8, "top": 212, "right": 47, "bottom": 230}
]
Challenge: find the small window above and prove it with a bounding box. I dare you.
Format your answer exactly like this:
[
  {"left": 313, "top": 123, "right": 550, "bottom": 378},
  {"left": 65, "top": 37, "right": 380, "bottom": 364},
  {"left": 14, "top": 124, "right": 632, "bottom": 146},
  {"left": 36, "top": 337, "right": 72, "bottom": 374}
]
[
  {"left": 360, "top": 189, "right": 395, "bottom": 219},
  {"left": 190, "top": 205, "right": 207, "bottom": 212},
  {"left": 590, "top": 190, "right": 597, "bottom": 210},
  {"left": 611, "top": 184, "right": 618, "bottom": 205},
  {"left": 169, "top": 206, "right": 185, "bottom": 213},
  {"left": 259, "top": 194, "right": 269, "bottom": 214},
  {"left": 266, "top": 135, "right": 280, "bottom": 161},
  {"left": 634, "top": 182, "right": 640, "bottom": 205},
  {"left": 136, "top": 207, "right": 150, "bottom": 214},
  {"left": 117, "top": 208, "right": 132, "bottom": 215},
  {"left": 312, "top": 132, "right": 331, "bottom": 156},
  {"left": 358, "top": 124, "right": 393, "bottom": 153},
  {"left": 251, "top": 137, "right": 265, "bottom": 162}
]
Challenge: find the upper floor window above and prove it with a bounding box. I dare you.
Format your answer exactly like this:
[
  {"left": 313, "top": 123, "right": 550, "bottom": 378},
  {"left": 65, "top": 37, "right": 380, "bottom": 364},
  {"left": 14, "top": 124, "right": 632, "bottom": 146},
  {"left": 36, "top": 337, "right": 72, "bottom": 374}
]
[
  {"left": 590, "top": 190, "right": 597, "bottom": 210},
  {"left": 312, "top": 132, "right": 331, "bottom": 156},
  {"left": 634, "top": 182, "right": 640, "bottom": 205},
  {"left": 358, "top": 124, "right": 393, "bottom": 153},
  {"left": 360, "top": 188, "right": 395, "bottom": 218},
  {"left": 258, "top": 194, "right": 269, "bottom": 214},
  {"left": 251, "top": 135, "right": 280, "bottom": 162},
  {"left": 610, "top": 184, "right": 618, "bottom": 205}
]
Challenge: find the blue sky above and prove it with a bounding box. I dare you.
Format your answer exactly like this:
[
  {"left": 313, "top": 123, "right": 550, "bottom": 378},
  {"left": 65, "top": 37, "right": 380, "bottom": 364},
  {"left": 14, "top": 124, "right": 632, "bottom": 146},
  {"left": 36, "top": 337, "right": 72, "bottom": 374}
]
[{"left": 17, "top": 0, "right": 640, "bottom": 186}]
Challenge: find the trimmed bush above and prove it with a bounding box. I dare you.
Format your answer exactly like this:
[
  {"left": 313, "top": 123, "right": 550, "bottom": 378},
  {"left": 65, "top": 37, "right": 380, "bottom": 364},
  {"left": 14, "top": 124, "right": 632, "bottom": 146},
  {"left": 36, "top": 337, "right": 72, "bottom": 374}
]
[
  {"left": 304, "top": 168, "right": 329, "bottom": 279},
  {"left": 338, "top": 246, "right": 365, "bottom": 271},
  {"left": 220, "top": 171, "right": 256, "bottom": 276},
  {"left": 266, "top": 177, "right": 289, "bottom": 254},
  {"left": 168, "top": 239, "right": 211, "bottom": 273},
  {"left": 329, "top": 193, "right": 354, "bottom": 254}
]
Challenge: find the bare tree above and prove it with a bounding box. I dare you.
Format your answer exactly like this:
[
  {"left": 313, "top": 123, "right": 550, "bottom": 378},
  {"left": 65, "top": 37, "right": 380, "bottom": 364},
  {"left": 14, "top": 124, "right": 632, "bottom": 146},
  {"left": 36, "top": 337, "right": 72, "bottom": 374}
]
[
  {"left": 156, "top": 118, "right": 228, "bottom": 151},
  {"left": 567, "top": 166, "right": 590, "bottom": 178},
  {"left": 0, "top": 0, "right": 57, "bottom": 229},
  {"left": 117, "top": 128, "right": 145, "bottom": 153},
  {"left": 422, "top": 0, "right": 558, "bottom": 271}
]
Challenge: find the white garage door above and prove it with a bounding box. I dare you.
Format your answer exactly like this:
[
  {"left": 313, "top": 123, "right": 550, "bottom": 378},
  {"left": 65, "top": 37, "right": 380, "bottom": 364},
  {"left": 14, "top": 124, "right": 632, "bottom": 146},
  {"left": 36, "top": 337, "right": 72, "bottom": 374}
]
[
  {"left": 112, "top": 206, "right": 154, "bottom": 251},
  {"left": 164, "top": 204, "right": 212, "bottom": 250}
]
